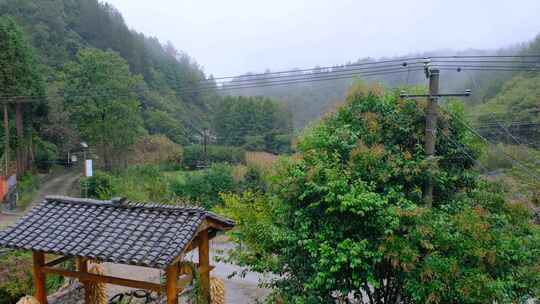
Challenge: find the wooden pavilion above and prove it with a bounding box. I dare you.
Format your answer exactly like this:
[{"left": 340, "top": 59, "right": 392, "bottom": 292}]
[{"left": 0, "top": 196, "right": 234, "bottom": 304}]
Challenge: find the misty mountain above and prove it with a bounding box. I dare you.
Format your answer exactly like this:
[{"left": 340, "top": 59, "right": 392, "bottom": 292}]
[{"left": 224, "top": 43, "right": 536, "bottom": 130}]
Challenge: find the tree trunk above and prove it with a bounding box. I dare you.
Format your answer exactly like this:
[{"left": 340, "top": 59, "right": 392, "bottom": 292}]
[
  {"left": 15, "top": 102, "right": 24, "bottom": 177},
  {"left": 3, "top": 103, "right": 9, "bottom": 176}
]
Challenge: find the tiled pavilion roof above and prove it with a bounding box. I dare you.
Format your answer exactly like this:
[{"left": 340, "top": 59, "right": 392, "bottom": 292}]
[{"left": 0, "top": 196, "right": 233, "bottom": 269}]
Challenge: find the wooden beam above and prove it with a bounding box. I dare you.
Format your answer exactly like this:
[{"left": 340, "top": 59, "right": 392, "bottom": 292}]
[
  {"left": 206, "top": 218, "right": 232, "bottom": 231},
  {"left": 184, "top": 234, "right": 201, "bottom": 253},
  {"left": 42, "top": 266, "right": 164, "bottom": 293},
  {"left": 45, "top": 256, "right": 72, "bottom": 268},
  {"left": 166, "top": 262, "right": 179, "bottom": 304},
  {"left": 198, "top": 229, "right": 211, "bottom": 303},
  {"left": 32, "top": 251, "right": 48, "bottom": 304},
  {"left": 183, "top": 218, "right": 232, "bottom": 255},
  {"left": 178, "top": 262, "right": 215, "bottom": 276},
  {"left": 176, "top": 274, "right": 194, "bottom": 293},
  {"left": 76, "top": 257, "right": 91, "bottom": 303}
]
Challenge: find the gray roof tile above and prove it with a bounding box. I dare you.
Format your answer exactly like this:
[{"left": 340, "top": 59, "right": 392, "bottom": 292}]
[{"left": 0, "top": 196, "right": 233, "bottom": 269}]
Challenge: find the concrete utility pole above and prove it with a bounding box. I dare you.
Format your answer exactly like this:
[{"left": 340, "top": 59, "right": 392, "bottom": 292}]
[
  {"left": 400, "top": 66, "right": 471, "bottom": 208},
  {"left": 424, "top": 68, "right": 440, "bottom": 207}
]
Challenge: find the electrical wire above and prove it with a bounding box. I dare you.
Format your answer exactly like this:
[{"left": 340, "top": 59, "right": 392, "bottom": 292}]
[
  {"left": 437, "top": 105, "right": 540, "bottom": 181},
  {"left": 436, "top": 125, "right": 490, "bottom": 173},
  {"left": 207, "top": 62, "right": 426, "bottom": 85},
  {"left": 1, "top": 55, "right": 540, "bottom": 102},
  {"left": 205, "top": 56, "right": 427, "bottom": 81},
  {"left": 0, "top": 67, "right": 424, "bottom": 102}
]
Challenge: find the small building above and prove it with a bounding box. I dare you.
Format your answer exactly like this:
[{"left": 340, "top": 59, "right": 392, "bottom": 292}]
[{"left": 0, "top": 196, "right": 234, "bottom": 304}]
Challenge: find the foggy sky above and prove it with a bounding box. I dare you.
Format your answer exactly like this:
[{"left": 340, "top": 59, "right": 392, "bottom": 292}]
[{"left": 104, "top": 0, "right": 540, "bottom": 77}]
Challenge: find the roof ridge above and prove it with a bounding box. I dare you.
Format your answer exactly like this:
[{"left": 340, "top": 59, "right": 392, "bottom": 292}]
[
  {"left": 44, "top": 195, "right": 208, "bottom": 214},
  {"left": 45, "top": 195, "right": 114, "bottom": 206}
]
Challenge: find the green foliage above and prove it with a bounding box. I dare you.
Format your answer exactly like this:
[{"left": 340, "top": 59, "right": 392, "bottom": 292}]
[
  {"left": 16, "top": 173, "right": 40, "bottom": 210},
  {"left": 144, "top": 109, "right": 188, "bottom": 145},
  {"left": 129, "top": 134, "right": 183, "bottom": 167},
  {"left": 212, "top": 96, "right": 293, "bottom": 153},
  {"left": 238, "top": 165, "right": 267, "bottom": 193},
  {"left": 0, "top": 15, "right": 44, "bottom": 98},
  {"left": 84, "top": 165, "right": 172, "bottom": 202},
  {"left": 0, "top": 250, "right": 64, "bottom": 304},
  {"left": 83, "top": 171, "right": 114, "bottom": 200},
  {"left": 0, "top": 15, "right": 46, "bottom": 161},
  {"left": 221, "top": 83, "right": 540, "bottom": 303},
  {"left": 34, "top": 137, "right": 58, "bottom": 171},
  {"left": 64, "top": 48, "right": 145, "bottom": 170},
  {"left": 477, "top": 144, "right": 540, "bottom": 205},
  {"left": 183, "top": 145, "right": 245, "bottom": 169},
  {"left": 473, "top": 74, "right": 540, "bottom": 143},
  {"left": 171, "top": 163, "right": 236, "bottom": 208}
]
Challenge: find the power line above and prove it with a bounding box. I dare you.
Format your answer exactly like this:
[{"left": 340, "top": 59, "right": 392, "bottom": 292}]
[
  {"left": 205, "top": 57, "right": 427, "bottom": 81},
  {"left": 1, "top": 55, "right": 540, "bottom": 101},
  {"left": 439, "top": 124, "right": 540, "bottom": 189},
  {"left": 215, "top": 68, "right": 424, "bottom": 91},
  {"left": 209, "top": 62, "right": 427, "bottom": 86},
  {"left": 0, "top": 68, "right": 425, "bottom": 102},
  {"left": 437, "top": 105, "right": 540, "bottom": 181},
  {"left": 436, "top": 125, "right": 490, "bottom": 173},
  {"left": 0, "top": 65, "right": 533, "bottom": 102},
  {"left": 430, "top": 55, "right": 540, "bottom": 59},
  {"left": 439, "top": 67, "right": 540, "bottom": 72},
  {"left": 199, "top": 58, "right": 540, "bottom": 87},
  {"left": 204, "top": 55, "right": 540, "bottom": 81}
]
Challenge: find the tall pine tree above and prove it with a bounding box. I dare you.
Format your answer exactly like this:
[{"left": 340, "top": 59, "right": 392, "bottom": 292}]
[{"left": 0, "top": 16, "right": 45, "bottom": 175}]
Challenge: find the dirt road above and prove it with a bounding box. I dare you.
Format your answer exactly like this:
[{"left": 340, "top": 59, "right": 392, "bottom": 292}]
[{"left": 0, "top": 169, "right": 81, "bottom": 229}]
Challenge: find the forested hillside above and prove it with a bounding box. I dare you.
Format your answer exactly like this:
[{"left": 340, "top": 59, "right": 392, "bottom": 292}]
[
  {"left": 0, "top": 0, "right": 218, "bottom": 163},
  {"left": 472, "top": 36, "right": 540, "bottom": 144}
]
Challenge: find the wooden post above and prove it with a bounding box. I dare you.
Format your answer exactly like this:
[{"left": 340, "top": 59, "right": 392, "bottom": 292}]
[
  {"left": 423, "top": 68, "right": 439, "bottom": 207},
  {"left": 32, "top": 251, "right": 48, "bottom": 304},
  {"left": 166, "top": 262, "right": 179, "bottom": 304},
  {"left": 198, "top": 229, "right": 211, "bottom": 303},
  {"left": 76, "top": 257, "right": 91, "bottom": 303}
]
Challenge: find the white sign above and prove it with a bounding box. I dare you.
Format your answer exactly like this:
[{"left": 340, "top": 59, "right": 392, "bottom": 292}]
[{"left": 85, "top": 159, "right": 93, "bottom": 177}]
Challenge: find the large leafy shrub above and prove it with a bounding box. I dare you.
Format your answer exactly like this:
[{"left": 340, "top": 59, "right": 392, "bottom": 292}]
[
  {"left": 84, "top": 166, "right": 171, "bottom": 202},
  {"left": 183, "top": 145, "right": 245, "bottom": 169},
  {"left": 171, "top": 163, "right": 236, "bottom": 208},
  {"left": 82, "top": 171, "right": 114, "bottom": 199},
  {"left": 221, "top": 83, "right": 540, "bottom": 303},
  {"left": 129, "top": 134, "right": 183, "bottom": 167}
]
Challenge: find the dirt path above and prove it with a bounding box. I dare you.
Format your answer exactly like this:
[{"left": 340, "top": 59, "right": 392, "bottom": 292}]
[{"left": 0, "top": 169, "right": 82, "bottom": 229}]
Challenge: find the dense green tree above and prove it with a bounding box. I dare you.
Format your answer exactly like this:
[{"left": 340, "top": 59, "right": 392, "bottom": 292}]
[
  {"left": 212, "top": 96, "right": 293, "bottom": 153},
  {"left": 0, "top": 15, "right": 45, "bottom": 172},
  {"left": 64, "top": 48, "right": 145, "bottom": 170},
  {"left": 220, "top": 83, "right": 540, "bottom": 303}
]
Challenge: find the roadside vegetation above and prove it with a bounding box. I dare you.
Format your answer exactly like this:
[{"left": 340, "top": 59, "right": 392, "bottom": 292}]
[{"left": 0, "top": 251, "right": 65, "bottom": 304}]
